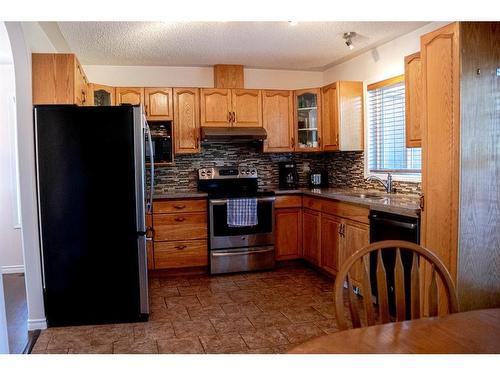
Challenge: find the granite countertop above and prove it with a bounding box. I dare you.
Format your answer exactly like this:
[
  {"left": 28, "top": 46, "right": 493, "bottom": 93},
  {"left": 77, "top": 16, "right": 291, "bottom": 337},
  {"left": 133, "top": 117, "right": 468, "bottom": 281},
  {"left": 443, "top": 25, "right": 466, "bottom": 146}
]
[
  {"left": 154, "top": 187, "right": 420, "bottom": 217},
  {"left": 275, "top": 187, "right": 421, "bottom": 217}
]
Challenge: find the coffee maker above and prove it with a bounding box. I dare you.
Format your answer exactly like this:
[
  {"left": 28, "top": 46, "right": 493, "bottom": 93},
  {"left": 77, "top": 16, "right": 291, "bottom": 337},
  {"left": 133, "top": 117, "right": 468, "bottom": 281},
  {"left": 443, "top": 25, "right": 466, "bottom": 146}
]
[{"left": 278, "top": 161, "right": 299, "bottom": 189}]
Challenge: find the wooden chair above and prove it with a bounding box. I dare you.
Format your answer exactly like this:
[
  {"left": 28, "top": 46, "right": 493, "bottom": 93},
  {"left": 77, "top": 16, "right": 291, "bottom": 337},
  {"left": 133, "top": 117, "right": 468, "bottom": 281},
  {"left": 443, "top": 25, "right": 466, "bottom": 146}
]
[{"left": 334, "top": 240, "right": 459, "bottom": 330}]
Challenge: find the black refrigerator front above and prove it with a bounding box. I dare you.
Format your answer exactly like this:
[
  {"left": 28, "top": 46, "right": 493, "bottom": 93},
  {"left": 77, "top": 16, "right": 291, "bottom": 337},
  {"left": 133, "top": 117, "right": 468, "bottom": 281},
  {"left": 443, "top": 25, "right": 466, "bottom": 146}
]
[{"left": 34, "top": 105, "right": 150, "bottom": 327}]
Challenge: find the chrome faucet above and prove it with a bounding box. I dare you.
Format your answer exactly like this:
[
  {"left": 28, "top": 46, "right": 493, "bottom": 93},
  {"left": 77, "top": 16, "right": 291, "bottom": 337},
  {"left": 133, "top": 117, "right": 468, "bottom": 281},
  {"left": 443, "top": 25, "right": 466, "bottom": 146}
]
[{"left": 366, "top": 173, "right": 394, "bottom": 194}]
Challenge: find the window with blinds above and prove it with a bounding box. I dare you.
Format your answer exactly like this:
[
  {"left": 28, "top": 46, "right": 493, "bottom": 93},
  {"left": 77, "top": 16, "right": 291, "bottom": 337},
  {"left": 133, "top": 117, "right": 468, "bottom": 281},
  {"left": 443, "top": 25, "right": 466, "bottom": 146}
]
[{"left": 367, "top": 77, "right": 421, "bottom": 177}]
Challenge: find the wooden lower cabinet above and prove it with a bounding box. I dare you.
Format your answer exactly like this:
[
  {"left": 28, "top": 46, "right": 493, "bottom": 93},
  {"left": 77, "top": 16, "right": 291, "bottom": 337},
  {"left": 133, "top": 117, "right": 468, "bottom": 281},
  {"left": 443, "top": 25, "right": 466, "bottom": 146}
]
[
  {"left": 154, "top": 240, "right": 208, "bottom": 269},
  {"left": 151, "top": 198, "right": 208, "bottom": 270},
  {"left": 321, "top": 214, "right": 342, "bottom": 275},
  {"left": 302, "top": 209, "right": 321, "bottom": 266},
  {"left": 146, "top": 213, "right": 154, "bottom": 270},
  {"left": 341, "top": 219, "right": 370, "bottom": 284},
  {"left": 296, "top": 197, "right": 369, "bottom": 280},
  {"left": 275, "top": 208, "right": 302, "bottom": 260},
  {"left": 153, "top": 212, "right": 207, "bottom": 242}
]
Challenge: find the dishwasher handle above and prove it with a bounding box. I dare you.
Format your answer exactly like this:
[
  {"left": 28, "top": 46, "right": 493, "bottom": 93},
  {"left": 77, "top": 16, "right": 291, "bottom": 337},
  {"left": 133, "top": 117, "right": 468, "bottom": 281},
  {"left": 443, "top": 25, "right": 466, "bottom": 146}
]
[{"left": 370, "top": 215, "right": 417, "bottom": 230}]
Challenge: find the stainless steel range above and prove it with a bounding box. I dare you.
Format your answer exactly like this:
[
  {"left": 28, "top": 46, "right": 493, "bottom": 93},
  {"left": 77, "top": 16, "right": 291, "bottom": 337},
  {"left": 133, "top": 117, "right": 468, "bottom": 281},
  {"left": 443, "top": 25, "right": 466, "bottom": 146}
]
[{"left": 198, "top": 166, "right": 275, "bottom": 274}]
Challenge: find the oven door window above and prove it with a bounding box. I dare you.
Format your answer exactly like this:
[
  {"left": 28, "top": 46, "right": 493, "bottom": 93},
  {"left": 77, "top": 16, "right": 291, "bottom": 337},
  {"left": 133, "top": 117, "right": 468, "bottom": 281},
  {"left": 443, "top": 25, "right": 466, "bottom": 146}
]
[{"left": 211, "top": 200, "right": 273, "bottom": 236}]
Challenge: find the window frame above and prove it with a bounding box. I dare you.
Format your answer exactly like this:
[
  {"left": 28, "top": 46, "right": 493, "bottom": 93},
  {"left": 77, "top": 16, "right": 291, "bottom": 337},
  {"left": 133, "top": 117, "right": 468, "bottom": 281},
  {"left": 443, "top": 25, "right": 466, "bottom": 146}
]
[{"left": 364, "top": 75, "right": 422, "bottom": 183}]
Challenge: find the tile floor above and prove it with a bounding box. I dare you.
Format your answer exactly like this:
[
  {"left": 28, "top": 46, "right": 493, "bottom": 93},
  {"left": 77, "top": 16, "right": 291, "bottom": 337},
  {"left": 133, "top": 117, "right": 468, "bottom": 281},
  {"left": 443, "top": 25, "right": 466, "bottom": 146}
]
[{"left": 31, "top": 263, "right": 354, "bottom": 354}]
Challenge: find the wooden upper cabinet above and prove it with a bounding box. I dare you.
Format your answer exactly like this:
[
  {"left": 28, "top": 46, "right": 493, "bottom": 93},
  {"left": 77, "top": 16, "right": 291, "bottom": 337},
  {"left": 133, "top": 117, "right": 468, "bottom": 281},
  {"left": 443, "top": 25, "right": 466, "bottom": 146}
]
[
  {"left": 32, "top": 53, "right": 89, "bottom": 106},
  {"left": 213, "top": 64, "right": 244, "bottom": 88},
  {"left": 321, "top": 81, "right": 364, "bottom": 152},
  {"left": 262, "top": 90, "right": 294, "bottom": 152},
  {"left": 74, "top": 59, "right": 90, "bottom": 106},
  {"left": 231, "top": 89, "right": 262, "bottom": 127},
  {"left": 200, "top": 89, "right": 232, "bottom": 127},
  {"left": 145, "top": 88, "right": 173, "bottom": 120},
  {"left": 420, "top": 22, "right": 460, "bottom": 280},
  {"left": 405, "top": 52, "right": 423, "bottom": 148},
  {"left": 89, "top": 84, "right": 115, "bottom": 106},
  {"left": 321, "top": 83, "right": 339, "bottom": 151},
  {"left": 294, "top": 88, "right": 322, "bottom": 151},
  {"left": 173, "top": 88, "right": 200, "bottom": 154},
  {"left": 116, "top": 87, "right": 144, "bottom": 106}
]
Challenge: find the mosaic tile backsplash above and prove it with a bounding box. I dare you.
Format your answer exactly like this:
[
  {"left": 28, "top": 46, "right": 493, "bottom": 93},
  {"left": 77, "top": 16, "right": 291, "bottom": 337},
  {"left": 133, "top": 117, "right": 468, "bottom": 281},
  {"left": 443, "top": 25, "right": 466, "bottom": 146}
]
[{"left": 152, "top": 143, "right": 421, "bottom": 195}]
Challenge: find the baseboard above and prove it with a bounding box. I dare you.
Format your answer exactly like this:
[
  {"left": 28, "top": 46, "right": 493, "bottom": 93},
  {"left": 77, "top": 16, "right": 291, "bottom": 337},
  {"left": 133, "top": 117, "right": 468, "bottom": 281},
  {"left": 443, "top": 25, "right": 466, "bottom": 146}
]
[
  {"left": 28, "top": 318, "right": 47, "bottom": 331},
  {"left": 1, "top": 265, "right": 25, "bottom": 274}
]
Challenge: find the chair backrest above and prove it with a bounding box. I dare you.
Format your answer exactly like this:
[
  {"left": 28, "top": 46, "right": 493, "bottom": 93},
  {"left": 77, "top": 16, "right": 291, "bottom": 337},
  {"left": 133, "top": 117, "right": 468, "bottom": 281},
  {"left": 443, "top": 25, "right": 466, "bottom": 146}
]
[{"left": 334, "top": 240, "right": 459, "bottom": 330}]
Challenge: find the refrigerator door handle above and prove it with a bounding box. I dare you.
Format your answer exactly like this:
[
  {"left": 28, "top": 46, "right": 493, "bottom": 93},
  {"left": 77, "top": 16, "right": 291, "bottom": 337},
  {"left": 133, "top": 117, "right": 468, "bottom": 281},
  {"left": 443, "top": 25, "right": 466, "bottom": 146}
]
[{"left": 144, "top": 118, "right": 154, "bottom": 214}]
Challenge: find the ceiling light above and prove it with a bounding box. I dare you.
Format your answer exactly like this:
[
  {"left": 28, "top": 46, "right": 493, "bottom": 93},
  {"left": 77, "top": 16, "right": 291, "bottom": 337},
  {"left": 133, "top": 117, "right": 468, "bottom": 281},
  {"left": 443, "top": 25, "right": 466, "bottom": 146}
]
[
  {"left": 343, "top": 32, "right": 356, "bottom": 50},
  {"left": 288, "top": 21, "right": 298, "bottom": 26}
]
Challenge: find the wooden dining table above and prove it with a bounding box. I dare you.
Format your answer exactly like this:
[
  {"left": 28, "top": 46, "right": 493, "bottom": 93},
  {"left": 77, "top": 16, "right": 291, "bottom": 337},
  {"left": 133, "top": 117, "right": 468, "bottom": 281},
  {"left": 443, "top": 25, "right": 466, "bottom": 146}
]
[{"left": 288, "top": 308, "right": 500, "bottom": 354}]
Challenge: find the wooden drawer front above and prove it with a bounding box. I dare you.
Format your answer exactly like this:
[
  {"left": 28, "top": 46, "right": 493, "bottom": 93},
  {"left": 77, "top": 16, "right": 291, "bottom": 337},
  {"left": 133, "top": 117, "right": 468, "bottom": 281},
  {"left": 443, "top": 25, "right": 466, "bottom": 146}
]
[
  {"left": 154, "top": 240, "right": 208, "bottom": 269},
  {"left": 153, "top": 199, "right": 206, "bottom": 214},
  {"left": 302, "top": 196, "right": 322, "bottom": 211},
  {"left": 275, "top": 195, "right": 302, "bottom": 208},
  {"left": 321, "top": 200, "right": 369, "bottom": 224},
  {"left": 153, "top": 213, "right": 207, "bottom": 241}
]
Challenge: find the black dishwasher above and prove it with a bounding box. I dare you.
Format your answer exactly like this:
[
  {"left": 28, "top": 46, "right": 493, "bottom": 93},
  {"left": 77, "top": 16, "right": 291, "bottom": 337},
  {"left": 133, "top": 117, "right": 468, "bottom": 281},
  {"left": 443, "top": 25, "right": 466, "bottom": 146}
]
[{"left": 369, "top": 210, "right": 420, "bottom": 319}]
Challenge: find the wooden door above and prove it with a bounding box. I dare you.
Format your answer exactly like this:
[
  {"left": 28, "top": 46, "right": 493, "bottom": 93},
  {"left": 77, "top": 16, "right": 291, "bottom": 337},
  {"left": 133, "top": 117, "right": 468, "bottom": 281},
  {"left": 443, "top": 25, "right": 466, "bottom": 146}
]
[
  {"left": 275, "top": 208, "right": 302, "bottom": 260},
  {"left": 342, "top": 220, "right": 369, "bottom": 285},
  {"left": 294, "top": 88, "right": 322, "bottom": 151},
  {"left": 262, "top": 90, "right": 294, "bottom": 152},
  {"left": 405, "top": 52, "right": 423, "bottom": 147},
  {"left": 74, "top": 59, "right": 89, "bottom": 106},
  {"left": 145, "top": 88, "right": 173, "bottom": 120},
  {"left": 231, "top": 89, "right": 262, "bottom": 127},
  {"left": 321, "top": 83, "right": 339, "bottom": 151},
  {"left": 302, "top": 209, "right": 321, "bottom": 266},
  {"left": 116, "top": 87, "right": 145, "bottom": 106},
  {"left": 200, "top": 89, "right": 232, "bottom": 127},
  {"left": 321, "top": 214, "right": 342, "bottom": 275},
  {"left": 420, "top": 22, "right": 460, "bottom": 280},
  {"left": 89, "top": 84, "right": 115, "bottom": 106},
  {"left": 173, "top": 88, "right": 200, "bottom": 154}
]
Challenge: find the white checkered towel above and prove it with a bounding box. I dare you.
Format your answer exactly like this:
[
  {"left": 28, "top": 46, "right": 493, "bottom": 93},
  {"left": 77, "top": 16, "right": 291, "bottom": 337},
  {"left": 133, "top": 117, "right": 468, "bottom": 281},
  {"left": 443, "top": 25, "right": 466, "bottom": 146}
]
[{"left": 227, "top": 198, "right": 258, "bottom": 227}]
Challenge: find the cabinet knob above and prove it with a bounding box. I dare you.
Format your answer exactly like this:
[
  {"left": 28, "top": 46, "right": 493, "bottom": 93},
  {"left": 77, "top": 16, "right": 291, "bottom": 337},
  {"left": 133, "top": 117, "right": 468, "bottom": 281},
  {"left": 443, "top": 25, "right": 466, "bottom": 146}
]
[
  {"left": 175, "top": 245, "right": 187, "bottom": 250},
  {"left": 173, "top": 204, "right": 186, "bottom": 209},
  {"left": 174, "top": 217, "right": 186, "bottom": 222}
]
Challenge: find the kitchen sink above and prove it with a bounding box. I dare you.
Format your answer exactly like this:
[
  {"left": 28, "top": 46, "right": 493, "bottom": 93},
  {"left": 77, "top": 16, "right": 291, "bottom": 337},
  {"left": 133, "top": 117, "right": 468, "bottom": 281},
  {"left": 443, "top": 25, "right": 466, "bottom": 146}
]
[{"left": 344, "top": 192, "right": 387, "bottom": 200}]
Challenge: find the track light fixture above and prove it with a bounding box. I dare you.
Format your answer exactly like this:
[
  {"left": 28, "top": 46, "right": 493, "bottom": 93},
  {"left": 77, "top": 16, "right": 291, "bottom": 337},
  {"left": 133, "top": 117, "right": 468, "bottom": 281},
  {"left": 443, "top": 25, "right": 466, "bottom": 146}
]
[{"left": 343, "top": 32, "right": 356, "bottom": 50}]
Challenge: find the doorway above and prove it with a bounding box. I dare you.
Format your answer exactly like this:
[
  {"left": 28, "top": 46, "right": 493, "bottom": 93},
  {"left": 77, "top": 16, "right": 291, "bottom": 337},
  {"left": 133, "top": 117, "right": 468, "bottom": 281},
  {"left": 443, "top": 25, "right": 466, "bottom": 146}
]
[{"left": 0, "top": 21, "right": 29, "bottom": 354}]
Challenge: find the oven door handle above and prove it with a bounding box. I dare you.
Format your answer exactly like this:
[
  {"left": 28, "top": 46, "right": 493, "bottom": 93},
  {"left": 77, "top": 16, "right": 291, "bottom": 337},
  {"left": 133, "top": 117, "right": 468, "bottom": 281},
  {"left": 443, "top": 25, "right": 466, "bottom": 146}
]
[
  {"left": 212, "top": 248, "right": 274, "bottom": 257},
  {"left": 209, "top": 197, "right": 276, "bottom": 205}
]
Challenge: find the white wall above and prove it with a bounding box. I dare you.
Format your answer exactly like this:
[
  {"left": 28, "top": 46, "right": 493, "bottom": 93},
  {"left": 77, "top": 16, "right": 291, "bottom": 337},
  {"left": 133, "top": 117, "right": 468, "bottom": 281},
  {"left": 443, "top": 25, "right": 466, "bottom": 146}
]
[
  {"left": 83, "top": 65, "right": 324, "bottom": 89},
  {"left": 0, "top": 63, "right": 23, "bottom": 273},
  {"left": 6, "top": 21, "right": 47, "bottom": 330},
  {"left": 322, "top": 22, "right": 448, "bottom": 85}
]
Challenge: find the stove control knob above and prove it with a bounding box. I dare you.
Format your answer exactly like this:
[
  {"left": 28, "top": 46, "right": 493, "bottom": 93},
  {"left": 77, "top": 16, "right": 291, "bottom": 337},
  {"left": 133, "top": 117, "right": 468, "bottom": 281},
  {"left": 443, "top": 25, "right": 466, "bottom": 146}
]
[
  {"left": 206, "top": 170, "right": 212, "bottom": 175},
  {"left": 251, "top": 170, "right": 256, "bottom": 175},
  {"left": 201, "top": 171, "right": 206, "bottom": 177}
]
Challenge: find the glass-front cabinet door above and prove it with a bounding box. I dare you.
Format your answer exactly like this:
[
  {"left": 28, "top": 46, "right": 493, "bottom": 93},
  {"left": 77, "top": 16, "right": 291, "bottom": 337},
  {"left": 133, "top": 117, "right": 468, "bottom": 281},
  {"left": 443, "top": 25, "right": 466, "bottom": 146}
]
[
  {"left": 90, "top": 84, "right": 115, "bottom": 106},
  {"left": 295, "top": 88, "right": 321, "bottom": 151}
]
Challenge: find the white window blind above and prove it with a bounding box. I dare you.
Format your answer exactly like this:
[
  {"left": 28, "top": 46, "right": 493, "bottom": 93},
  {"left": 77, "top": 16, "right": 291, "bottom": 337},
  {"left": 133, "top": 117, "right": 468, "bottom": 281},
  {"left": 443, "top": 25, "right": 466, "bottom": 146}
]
[{"left": 368, "top": 79, "right": 421, "bottom": 176}]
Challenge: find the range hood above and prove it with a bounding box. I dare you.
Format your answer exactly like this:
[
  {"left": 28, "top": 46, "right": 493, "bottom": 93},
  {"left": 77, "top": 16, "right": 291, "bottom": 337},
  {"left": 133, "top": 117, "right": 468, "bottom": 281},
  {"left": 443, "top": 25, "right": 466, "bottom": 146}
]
[{"left": 201, "top": 127, "right": 267, "bottom": 143}]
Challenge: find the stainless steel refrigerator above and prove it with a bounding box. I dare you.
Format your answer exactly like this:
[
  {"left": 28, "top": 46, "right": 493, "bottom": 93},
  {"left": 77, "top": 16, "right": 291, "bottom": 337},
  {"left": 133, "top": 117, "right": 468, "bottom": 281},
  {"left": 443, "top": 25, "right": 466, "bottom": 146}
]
[{"left": 34, "top": 105, "right": 153, "bottom": 327}]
